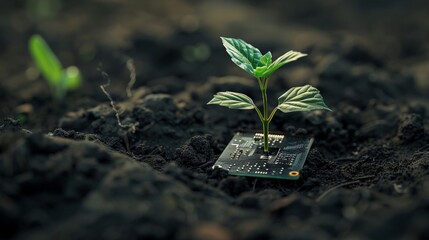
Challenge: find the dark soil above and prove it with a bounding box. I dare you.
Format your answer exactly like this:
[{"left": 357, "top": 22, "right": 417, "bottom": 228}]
[{"left": 1, "top": 0, "right": 429, "bottom": 239}]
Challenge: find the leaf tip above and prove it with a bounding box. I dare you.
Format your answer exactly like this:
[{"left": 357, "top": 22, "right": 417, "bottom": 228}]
[
  {"left": 220, "top": 36, "right": 231, "bottom": 43},
  {"left": 207, "top": 99, "right": 216, "bottom": 105},
  {"left": 30, "top": 34, "right": 42, "bottom": 42}
]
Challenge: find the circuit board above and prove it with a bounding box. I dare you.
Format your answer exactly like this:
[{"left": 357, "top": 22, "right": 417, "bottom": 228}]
[{"left": 213, "top": 132, "right": 313, "bottom": 180}]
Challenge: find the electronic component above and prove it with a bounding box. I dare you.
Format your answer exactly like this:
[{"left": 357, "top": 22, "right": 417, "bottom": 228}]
[{"left": 213, "top": 132, "right": 313, "bottom": 180}]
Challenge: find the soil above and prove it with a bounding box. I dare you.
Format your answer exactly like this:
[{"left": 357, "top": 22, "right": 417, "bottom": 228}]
[{"left": 1, "top": 0, "right": 429, "bottom": 239}]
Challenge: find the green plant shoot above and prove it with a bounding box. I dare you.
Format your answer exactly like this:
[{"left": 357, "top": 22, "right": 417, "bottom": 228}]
[
  {"left": 208, "top": 37, "right": 331, "bottom": 153},
  {"left": 29, "top": 34, "right": 82, "bottom": 100}
]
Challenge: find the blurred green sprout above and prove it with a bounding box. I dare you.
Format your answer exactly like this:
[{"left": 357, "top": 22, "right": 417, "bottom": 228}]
[{"left": 29, "top": 34, "right": 82, "bottom": 100}]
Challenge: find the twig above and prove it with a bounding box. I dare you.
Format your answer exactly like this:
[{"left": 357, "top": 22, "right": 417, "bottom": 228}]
[
  {"left": 99, "top": 70, "right": 139, "bottom": 133},
  {"left": 125, "top": 57, "right": 136, "bottom": 98},
  {"left": 352, "top": 175, "right": 375, "bottom": 180},
  {"left": 316, "top": 180, "right": 360, "bottom": 202}
]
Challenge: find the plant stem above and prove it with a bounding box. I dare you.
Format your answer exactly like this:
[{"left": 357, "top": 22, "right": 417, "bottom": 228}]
[
  {"left": 262, "top": 119, "right": 269, "bottom": 153},
  {"left": 260, "top": 78, "right": 269, "bottom": 153},
  {"left": 268, "top": 108, "right": 278, "bottom": 122}
]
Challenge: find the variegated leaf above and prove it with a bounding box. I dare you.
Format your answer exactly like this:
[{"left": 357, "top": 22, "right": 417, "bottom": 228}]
[
  {"left": 277, "top": 85, "right": 331, "bottom": 113},
  {"left": 208, "top": 91, "right": 256, "bottom": 110}
]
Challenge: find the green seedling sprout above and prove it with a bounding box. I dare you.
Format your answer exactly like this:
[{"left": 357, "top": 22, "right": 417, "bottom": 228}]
[
  {"left": 29, "top": 34, "right": 82, "bottom": 100},
  {"left": 208, "top": 37, "right": 331, "bottom": 154}
]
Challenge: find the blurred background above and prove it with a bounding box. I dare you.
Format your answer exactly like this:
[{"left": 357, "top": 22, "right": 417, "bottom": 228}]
[{"left": 0, "top": 0, "right": 428, "bottom": 129}]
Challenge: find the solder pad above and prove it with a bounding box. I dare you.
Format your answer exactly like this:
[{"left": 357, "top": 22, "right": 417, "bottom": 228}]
[{"left": 213, "top": 132, "right": 313, "bottom": 180}]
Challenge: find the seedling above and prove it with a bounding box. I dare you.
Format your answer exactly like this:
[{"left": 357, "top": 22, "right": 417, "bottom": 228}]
[
  {"left": 208, "top": 37, "right": 331, "bottom": 154},
  {"left": 29, "top": 34, "right": 82, "bottom": 100}
]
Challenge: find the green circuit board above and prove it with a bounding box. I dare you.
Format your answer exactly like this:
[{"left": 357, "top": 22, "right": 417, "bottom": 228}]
[{"left": 213, "top": 132, "right": 313, "bottom": 180}]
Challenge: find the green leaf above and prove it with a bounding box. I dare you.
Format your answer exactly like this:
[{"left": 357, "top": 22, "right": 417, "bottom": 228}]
[
  {"left": 221, "top": 37, "right": 262, "bottom": 75},
  {"left": 259, "top": 51, "right": 272, "bottom": 66},
  {"left": 277, "top": 85, "right": 331, "bottom": 113},
  {"left": 29, "top": 34, "right": 64, "bottom": 86},
  {"left": 208, "top": 91, "right": 256, "bottom": 110},
  {"left": 257, "top": 51, "right": 307, "bottom": 78}
]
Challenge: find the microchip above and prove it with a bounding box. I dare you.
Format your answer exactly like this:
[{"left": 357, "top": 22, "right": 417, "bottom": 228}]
[{"left": 213, "top": 132, "right": 313, "bottom": 180}]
